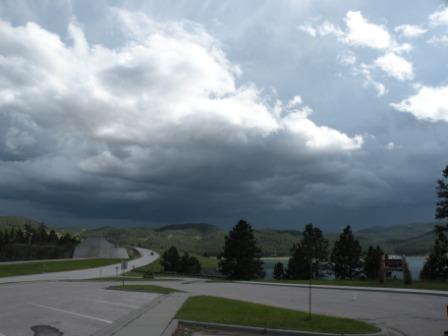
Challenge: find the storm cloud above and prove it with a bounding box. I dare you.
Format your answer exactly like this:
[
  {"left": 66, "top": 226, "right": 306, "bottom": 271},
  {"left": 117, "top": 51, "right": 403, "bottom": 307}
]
[{"left": 0, "top": 0, "right": 447, "bottom": 229}]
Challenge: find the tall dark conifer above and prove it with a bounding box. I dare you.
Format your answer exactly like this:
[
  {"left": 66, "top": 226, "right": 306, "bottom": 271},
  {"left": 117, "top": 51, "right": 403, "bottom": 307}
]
[
  {"left": 219, "top": 220, "right": 264, "bottom": 280},
  {"left": 331, "top": 225, "right": 362, "bottom": 279}
]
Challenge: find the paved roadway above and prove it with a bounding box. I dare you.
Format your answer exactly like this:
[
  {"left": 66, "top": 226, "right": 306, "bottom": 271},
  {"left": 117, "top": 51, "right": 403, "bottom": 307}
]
[
  {"left": 0, "top": 248, "right": 158, "bottom": 284},
  {"left": 0, "top": 281, "right": 159, "bottom": 336},
  {"left": 145, "top": 278, "right": 448, "bottom": 336}
]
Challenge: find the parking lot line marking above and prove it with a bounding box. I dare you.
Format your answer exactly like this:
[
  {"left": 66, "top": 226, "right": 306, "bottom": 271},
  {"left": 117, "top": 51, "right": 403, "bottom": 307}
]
[
  {"left": 92, "top": 299, "right": 139, "bottom": 309},
  {"left": 27, "top": 303, "right": 112, "bottom": 324}
]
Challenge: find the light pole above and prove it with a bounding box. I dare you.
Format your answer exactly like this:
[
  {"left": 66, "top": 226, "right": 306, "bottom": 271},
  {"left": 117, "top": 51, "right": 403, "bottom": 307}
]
[{"left": 308, "top": 256, "right": 316, "bottom": 320}]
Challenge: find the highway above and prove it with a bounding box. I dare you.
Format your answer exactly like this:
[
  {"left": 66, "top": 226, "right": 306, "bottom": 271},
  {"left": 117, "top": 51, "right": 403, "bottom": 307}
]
[{"left": 0, "top": 247, "right": 158, "bottom": 284}]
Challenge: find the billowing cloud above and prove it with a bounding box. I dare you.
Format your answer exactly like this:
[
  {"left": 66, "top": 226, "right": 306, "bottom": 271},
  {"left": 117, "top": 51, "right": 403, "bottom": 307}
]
[
  {"left": 343, "top": 11, "right": 391, "bottom": 49},
  {"left": 391, "top": 86, "right": 448, "bottom": 122},
  {"left": 374, "top": 52, "right": 414, "bottom": 81},
  {"left": 300, "top": 11, "right": 391, "bottom": 50},
  {"left": 0, "top": 13, "right": 365, "bottom": 221}
]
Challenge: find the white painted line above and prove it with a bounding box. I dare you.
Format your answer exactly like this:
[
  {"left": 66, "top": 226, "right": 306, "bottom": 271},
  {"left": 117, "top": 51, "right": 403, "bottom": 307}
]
[
  {"left": 92, "top": 299, "right": 139, "bottom": 309},
  {"left": 27, "top": 302, "right": 112, "bottom": 324}
]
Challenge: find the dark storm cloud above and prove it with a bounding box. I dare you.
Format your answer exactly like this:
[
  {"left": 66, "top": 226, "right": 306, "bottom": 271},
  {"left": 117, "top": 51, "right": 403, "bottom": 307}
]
[{"left": 0, "top": 0, "right": 447, "bottom": 230}]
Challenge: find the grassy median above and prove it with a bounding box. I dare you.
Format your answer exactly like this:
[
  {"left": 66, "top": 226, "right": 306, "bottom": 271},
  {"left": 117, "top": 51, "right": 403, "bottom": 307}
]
[
  {"left": 107, "top": 284, "right": 183, "bottom": 294},
  {"left": 0, "top": 258, "right": 122, "bottom": 278},
  {"left": 176, "top": 296, "right": 380, "bottom": 334}
]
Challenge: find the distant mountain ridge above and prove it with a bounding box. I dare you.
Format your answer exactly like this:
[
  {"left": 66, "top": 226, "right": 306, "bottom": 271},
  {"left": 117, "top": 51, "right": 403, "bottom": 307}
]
[
  {"left": 0, "top": 216, "right": 45, "bottom": 230},
  {"left": 0, "top": 216, "right": 441, "bottom": 256}
]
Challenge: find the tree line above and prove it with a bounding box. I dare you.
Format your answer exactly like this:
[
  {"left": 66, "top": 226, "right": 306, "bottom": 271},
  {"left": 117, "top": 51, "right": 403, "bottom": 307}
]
[
  {"left": 0, "top": 224, "right": 78, "bottom": 261},
  {"left": 218, "top": 219, "right": 385, "bottom": 281},
  {"left": 160, "top": 246, "right": 202, "bottom": 275},
  {"left": 217, "top": 164, "right": 448, "bottom": 281}
]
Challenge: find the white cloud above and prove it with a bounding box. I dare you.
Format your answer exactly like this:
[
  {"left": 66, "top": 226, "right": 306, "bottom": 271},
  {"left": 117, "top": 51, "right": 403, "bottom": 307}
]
[
  {"left": 391, "top": 86, "right": 448, "bottom": 122},
  {"left": 394, "top": 24, "right": 427, "bottom": 38},
  {"left": 427, "top": 35, "right": 448, "bottom": 46},
  {"left": 429, "top": 7, "right": 448, "bottom": 26},
  {"left": 374, "top": 52, "right": 414, "bottom": 81},
  {"left": 343, "top": 11, "right": 391, "bottom": 49},
  {"left": 357, "top": 64, "right": 387, "bottom": 96},
  {"left": 0, "top": 15, "right": 363, "bottom": 185}
]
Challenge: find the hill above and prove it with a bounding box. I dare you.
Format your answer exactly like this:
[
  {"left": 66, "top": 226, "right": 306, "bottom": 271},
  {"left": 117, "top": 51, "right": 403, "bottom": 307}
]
[
  {"left": 0, "top": 216, "right": 44, "bottom": 230},
  {"left": 1, "top": 216, "right": 441, "bottom": 256}
]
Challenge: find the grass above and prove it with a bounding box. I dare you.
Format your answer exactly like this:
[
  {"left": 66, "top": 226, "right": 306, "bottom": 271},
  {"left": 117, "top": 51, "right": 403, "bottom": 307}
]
[
  {"left": 260, "top": 279, "right": 448, "bottom": 291},
  {"left": 0, "top": 258, "right": 122, "bottom": 278},
  {"left": 107, "top": 284, "right": 183, "bottom": 294},
  {"left": 175, "top": 296, "right": 379, "bottom": 334}
]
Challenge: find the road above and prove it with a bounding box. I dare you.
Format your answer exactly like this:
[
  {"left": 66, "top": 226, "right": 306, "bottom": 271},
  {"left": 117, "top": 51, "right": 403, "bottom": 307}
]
[
  {"left": 0, "top": 281, "right": 160, "bottom": 336},
  {"left": 145, "top": 278, "right": 448, "bottom": 336},
  {"left": 0, "top": 247, "right": 158, "bottom": 284}
]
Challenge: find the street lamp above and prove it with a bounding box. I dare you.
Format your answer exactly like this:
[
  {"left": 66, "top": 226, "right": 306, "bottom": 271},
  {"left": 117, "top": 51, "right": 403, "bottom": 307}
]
[{"left": 308, "top": 256, "right": 317, "bottom": 320}]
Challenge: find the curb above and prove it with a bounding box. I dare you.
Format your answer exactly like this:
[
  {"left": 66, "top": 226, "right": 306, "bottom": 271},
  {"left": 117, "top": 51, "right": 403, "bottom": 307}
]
[
  {"left": 238, "top": 281, "right": 448, "bottom": 297},
  {"left": 177, "top": 320, "right": 387, "bottom": 336}
]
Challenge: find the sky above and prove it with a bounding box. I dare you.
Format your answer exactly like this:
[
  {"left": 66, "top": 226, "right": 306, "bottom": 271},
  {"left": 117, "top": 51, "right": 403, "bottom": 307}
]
[{"left": 0, "top": 0, "right": 447, "bottom": 230}]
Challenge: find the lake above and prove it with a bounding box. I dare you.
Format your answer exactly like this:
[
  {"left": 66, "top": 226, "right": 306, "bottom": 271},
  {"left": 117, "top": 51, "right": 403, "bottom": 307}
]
[{"left": 262, "top": 256, "right": 426, "bottom": 280}]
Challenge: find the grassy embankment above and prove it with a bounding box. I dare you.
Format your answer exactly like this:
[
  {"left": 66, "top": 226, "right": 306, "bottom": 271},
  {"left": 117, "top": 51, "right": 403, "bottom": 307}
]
[
  {"left": 176, "top": 295, "right": 380, "bottom": 334},
  {"left": 0, "top": 258, "right": 122, "bottom": 278},
  {"left": 260, "top": 279, "right": 448, "bottom": 291}
]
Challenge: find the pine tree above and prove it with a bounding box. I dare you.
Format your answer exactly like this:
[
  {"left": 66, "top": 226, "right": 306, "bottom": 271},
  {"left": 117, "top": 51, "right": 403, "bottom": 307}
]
[
  {"left": 273, "top": 262, "right": 285, "bottom": 280},
  {"left": 421, "top": 226, "right": 448, "bottom": 280},
  {"left": 219, "top": 220, "right": 264, "bottom": 280},
  {"left": 331, "top": 225, "right": 362, "bottom": 279},
  {"left": 286, "top": 224, "right": 329, "bottom": 279},
  {"left": 421, "top": 165, "right": 448, "bottom": 280},
  {"left": 363, "top": 245, "right": 383, "bottom": 280},
  {"left": 161, "top": 246, "right": 180, "bottom": 272}
]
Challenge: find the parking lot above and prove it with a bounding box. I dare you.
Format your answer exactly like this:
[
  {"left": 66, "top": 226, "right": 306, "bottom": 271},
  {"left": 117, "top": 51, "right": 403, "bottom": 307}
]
[{"left": 0, "top": 281, "right": 158, "bottom": 336}]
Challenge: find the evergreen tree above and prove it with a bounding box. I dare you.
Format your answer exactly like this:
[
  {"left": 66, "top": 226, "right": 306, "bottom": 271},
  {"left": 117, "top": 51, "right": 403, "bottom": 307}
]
[
  {"left": 161, "top": 246, "right": 180, "bottom": 272},
  {"left": 273, "top": 262, "right": 285, "bottom": 280},
  {"left": 219, "top": 220, "right": 265, "bottom": 280},
  {"left": 421, "top": 226, "right": 448, "bottom": 280},
  {"left": 178, "top": 252, "right": 202, "bottom": 274},
  {"left": 421, "top": 165, "right": 448, "bottom": 280},
  {"left": 363, "top": 245, "right": 383, "bottom": 280},
  {"left": 286, "top": 223, "right": 329, "bottom": 279},
  {"left": 436, "top": 165, "right": 448, "bottom": 223},
  {"left": 331, "top": 225, "right": 362, "bottom": 279}
]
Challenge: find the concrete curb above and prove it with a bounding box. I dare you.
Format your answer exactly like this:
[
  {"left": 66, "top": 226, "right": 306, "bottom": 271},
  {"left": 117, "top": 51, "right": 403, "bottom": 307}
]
[
  {"left": 177, "top": 320, "right": 387, "bottom": 336},
  {"left": 90, "top": 294, "right": 169, "bottom": 336},
  {"left": 238, "top": 281, "right": 448, "bottom": 297},
  {"left": 161, "top": 319, "right": 179, "bottom": 336}
]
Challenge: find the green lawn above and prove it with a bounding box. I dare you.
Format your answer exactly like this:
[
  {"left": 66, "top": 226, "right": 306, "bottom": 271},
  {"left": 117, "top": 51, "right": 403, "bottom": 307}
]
[
  {"left": 176, "top": 296, "right": 379, "bottom": 334},
  {"left": 0, "top": 259, "right": 122, "bottom": 278},
  {"left": 89, "top": 276, "right": 178, "bottom": 282},
  {"left": 261, "top": 279, "right": 448, "bottom": 291},
  {"left": 107, "top": 284, "right": 183, "bottom": 294}
]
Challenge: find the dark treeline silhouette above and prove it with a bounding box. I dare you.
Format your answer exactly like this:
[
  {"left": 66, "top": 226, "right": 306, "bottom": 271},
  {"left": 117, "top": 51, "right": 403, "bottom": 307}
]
[
  {"left": 421, "top": 165, "right": 448, "bottom": 280},
  {"left": 161, "top": 246, "right": 202, "bottom": 275},
  {"left": 0, "top": 223, "right": 78, "bottom": 261},
  {"left": 219, "top": 220, "right": 265, "bottom": 280}
]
